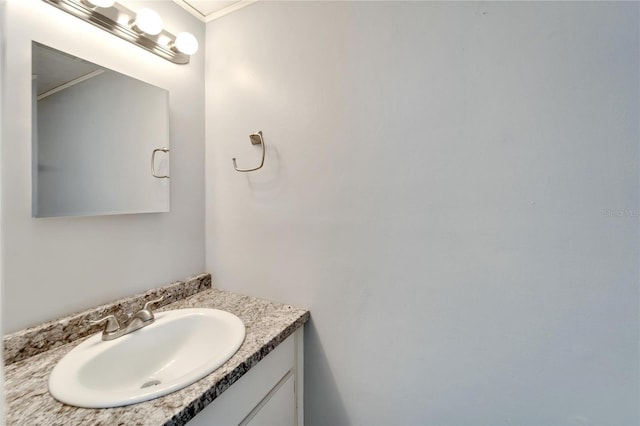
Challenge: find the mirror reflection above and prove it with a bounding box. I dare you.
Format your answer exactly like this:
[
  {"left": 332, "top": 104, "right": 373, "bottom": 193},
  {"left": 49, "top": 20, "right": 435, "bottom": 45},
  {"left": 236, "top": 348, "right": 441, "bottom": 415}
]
[{"left": 32, "top": 42, "right": 170, "bottom": 218}]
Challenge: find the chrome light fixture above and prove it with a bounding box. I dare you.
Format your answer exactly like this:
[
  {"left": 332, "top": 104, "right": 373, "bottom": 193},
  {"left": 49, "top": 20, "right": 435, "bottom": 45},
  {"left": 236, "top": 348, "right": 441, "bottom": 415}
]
[
  {"left": 130, "top": 8, "right": 163, "bottom": 36},
  {"left": 81, "top": 0, "right": 115, "bottom": 7},
  {"left": 172, "top": 32, "right": 199, "bottom": 56},
  {"left": 42, "top": 0, "right": 199, "bottom": 64}
]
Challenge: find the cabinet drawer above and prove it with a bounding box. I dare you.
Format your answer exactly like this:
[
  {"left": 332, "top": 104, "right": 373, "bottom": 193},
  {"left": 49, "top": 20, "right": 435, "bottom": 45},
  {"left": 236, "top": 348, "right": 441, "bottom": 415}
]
[{"left": 245, "top": 372, "right": 295, "bottom": 426}]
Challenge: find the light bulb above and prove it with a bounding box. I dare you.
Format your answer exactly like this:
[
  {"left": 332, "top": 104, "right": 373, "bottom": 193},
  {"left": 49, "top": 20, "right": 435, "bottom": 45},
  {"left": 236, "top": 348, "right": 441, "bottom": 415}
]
[
  {"left": 131, "top": 8, "right": 163, "bottom": 36},
  {"left": 82, "top": 0, "right": 115, "bottom": 7},
  {"left": 173, "top": 32, "right": 199, "bottom": 55}
]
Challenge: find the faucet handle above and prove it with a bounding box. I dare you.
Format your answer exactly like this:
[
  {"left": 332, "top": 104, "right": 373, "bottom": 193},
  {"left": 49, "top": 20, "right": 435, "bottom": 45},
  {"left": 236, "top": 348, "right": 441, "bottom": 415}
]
[
  {"left": 89, "top": 314, "right": 120, "bottom": 333},
  {"left": 133, "top": 296, "right": 164, "bottom": 323},
  {"left": 142, "top": 295, "right": 164, "bottom": 312}
]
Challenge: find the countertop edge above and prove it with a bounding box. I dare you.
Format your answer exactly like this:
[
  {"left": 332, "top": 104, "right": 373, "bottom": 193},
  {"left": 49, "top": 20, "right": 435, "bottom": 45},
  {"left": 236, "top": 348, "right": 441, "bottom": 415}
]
[{"left": 164, "top": 310, "right": 310, "bottom": 426}]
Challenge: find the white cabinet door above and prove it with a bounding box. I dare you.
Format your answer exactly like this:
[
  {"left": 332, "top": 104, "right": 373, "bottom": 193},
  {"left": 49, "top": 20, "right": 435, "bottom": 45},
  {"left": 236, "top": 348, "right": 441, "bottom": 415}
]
[
  {"left": 188, "top": 328, "right": 303, "bottom": 426},
  {"left": 244, "top": 372, "right": 295, "bottom": 426}
]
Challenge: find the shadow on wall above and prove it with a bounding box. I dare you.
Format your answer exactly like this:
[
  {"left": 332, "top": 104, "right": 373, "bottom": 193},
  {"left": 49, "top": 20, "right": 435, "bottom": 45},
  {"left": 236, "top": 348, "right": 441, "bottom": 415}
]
[
  {"left": 304, "top": 318, "right": 350, "bottom": 426},
  {"left": 246, "top": 144, "right": 284, "bottom": 201}
]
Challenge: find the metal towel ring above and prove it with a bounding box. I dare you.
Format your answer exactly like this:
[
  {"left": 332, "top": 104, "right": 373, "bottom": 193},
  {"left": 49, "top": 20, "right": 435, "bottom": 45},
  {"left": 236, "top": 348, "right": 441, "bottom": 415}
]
[{"left": 232, "top": 131, "right": 265, "bottom": 172}]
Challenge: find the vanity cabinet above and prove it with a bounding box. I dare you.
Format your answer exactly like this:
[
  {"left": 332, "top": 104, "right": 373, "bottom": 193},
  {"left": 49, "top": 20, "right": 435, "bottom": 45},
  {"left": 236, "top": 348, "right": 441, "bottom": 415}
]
[{"left": 188, "top": 328, "right": 304, "bottom": 426}]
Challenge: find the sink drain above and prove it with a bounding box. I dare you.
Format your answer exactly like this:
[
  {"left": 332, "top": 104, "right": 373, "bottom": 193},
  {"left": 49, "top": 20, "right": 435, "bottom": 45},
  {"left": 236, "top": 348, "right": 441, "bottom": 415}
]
[{"left": 141, "top": 379, "right": 161, "bottom": 389}]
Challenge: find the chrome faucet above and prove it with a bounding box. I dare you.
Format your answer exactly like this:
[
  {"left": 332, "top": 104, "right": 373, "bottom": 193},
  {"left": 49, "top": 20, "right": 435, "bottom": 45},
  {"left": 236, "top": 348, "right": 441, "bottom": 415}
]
[{"left": 90, "top": 296, "right": 164, "bottom": 341}]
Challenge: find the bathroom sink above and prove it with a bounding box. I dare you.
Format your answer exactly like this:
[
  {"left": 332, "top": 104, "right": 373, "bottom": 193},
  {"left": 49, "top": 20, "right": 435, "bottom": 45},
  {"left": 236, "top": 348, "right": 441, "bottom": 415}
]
[{"left": 48, "top": 308, "right": 245, "bottom": 408}]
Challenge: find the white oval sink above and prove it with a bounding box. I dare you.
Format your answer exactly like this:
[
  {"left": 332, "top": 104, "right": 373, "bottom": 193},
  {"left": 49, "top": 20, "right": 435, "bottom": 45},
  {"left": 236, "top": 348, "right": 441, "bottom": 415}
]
[{"left": 49, "top": 308, "right": 245, "bottom": 408}]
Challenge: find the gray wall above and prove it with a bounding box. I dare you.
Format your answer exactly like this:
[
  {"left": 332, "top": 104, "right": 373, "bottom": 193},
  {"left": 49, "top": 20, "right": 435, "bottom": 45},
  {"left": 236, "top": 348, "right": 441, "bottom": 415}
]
[
  {"left": 0, "top": 0, "right": 5, "bottom": 419},
  {"left": 2, "top": 0, "right": 205, "bottom": 332},
  {"left": 206, "top": 2, "right": 639, "bottom": 424}
]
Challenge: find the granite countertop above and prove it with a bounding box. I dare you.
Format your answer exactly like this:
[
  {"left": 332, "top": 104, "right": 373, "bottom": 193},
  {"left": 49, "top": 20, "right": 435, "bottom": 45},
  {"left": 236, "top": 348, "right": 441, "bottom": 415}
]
[{"left": 3, "top": 278, "right": 309, "bottom": 425}]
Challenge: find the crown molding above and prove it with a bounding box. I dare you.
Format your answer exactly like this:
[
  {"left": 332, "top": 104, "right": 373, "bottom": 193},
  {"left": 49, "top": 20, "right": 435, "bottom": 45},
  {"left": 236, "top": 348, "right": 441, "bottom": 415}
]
[{"left": 172, "top": 0, "right": 258, "bottom": 23}]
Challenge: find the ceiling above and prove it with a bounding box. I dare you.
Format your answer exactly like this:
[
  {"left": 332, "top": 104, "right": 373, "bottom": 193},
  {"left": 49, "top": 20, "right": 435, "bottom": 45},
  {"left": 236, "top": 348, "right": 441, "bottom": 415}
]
[
  {"left": 33, "top": 43, "right": 103, "bottom": 97},
  {"left": 172, "top": 0, "right": 258, "bottom": 22}
]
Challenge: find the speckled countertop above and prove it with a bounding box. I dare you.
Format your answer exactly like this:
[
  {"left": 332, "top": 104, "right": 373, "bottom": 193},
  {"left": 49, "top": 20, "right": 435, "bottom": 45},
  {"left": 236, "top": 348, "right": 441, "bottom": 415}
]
[{"left": 3, "top": 275, "right": 309, "bottom": 426}]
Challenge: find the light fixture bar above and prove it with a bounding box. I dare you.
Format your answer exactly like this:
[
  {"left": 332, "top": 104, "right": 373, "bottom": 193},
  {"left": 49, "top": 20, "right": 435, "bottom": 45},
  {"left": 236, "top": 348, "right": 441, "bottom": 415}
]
[{"left": 42, "top": 0, "right": 191, "bottom": 65}]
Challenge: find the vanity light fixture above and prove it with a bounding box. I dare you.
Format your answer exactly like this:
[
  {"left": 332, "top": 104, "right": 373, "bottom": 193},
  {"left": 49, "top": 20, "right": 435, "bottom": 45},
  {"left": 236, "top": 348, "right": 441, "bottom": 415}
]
[
  {"left": 42, "top": 0, "right": 199, "bottom": 64},
  {"left": 81, "top": 0, "right": 115, "bottom": 8},
  {"left": 130, "top": 8, "right": 163, "bottom": 36},
  {"left": 172, "top": 32, "right": 199, "bottom": 56}
]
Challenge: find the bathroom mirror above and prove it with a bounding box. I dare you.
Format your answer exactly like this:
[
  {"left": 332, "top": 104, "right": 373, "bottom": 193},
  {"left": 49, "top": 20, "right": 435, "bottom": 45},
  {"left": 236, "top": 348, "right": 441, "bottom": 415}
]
[{"left": 32, "top": 42, "right": 170, "bottom": 217}]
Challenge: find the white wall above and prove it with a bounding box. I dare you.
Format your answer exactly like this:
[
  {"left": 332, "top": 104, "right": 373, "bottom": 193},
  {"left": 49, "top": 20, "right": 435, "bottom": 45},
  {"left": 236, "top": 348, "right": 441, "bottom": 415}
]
[
  {"left": 0, "top": 0, "right": 5, "bottom": 420},
  {"left": 2, "top": 0, "right": 205, "bottom": 332},
  {"left": 206, "top": 2, "right": 639, "bottom": 424}
]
